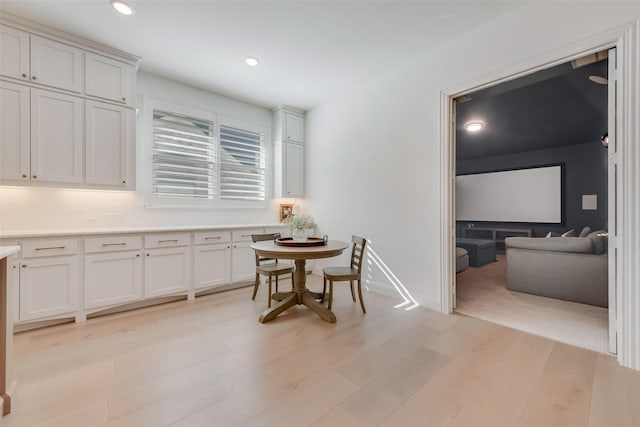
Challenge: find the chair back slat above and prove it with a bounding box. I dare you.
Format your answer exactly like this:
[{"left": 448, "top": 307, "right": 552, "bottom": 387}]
[
  {"left": 252, "top": 233, "right": 281, "bottom": 266},
  {"left": 349, "top": 235, "right": 367, "bottom": 272}
]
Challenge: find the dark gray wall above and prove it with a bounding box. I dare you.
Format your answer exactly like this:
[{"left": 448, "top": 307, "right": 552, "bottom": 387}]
[{"left": 456, "top": 141, "right": 608, "bottom": 237}]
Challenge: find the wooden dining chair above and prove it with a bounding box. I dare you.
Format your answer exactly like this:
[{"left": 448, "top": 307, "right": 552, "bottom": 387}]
[
  {"left": 251, "top": 233, "right": 294, "bottom": 308},
  {"left": 322, "top": 235, "right": 367, "bottom": 313}
]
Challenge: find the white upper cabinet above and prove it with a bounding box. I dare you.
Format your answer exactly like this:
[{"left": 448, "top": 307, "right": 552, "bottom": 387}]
[
  {"left": 0, "top": 20, "right": 138, "bottom": 190},
  {"left": 0, "top": 81, "right": 30, "bottom": 180},
  {"left": 85, "top": 52, "right": 135, "bottom": 105},
  {"left": 85, "top": 100, "right": 134, "bottom": 187},
  {"left": 30, "top": 35, "right": 83, "bottom": 93},
  {"left": 0, "top": 25, "right": 29, "bottom": 81},
  {"left": 284, "top": 112, "right": 304, "bottom": 143},
  {"left": 284, "top": 141, "right": 304, "bottom": 198},
  {"left": 273, "top": 107, "right": 306, "bottom": 198},
  {"left": 274, "top": 107, "right": 305, "bottom": 144},
  {"left": 30, "top": 88, "right": 83, "bottom": 183}
]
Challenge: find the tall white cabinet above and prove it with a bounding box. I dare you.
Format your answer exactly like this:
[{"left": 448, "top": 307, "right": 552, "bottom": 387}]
[
  {"left": 0, "top": 18, "right": 138, "bottom": 190},
  {"left": 273, "top": 107, "right": 306, "bottom": 199}
]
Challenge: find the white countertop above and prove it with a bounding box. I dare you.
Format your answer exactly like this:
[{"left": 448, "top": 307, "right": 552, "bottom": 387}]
[
  {"left": 0, "top": 246, "right": 20, "bottom": 259},
  {"left": 0, "top": 223, "right": 286, "bottom": 239}
]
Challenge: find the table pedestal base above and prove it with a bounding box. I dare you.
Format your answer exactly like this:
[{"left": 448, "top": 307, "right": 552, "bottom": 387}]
[{"left": 258, "top": 259, "right": 336, "bottom": 323}]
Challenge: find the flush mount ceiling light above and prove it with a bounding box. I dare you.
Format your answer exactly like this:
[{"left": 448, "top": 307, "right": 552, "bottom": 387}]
[
  {"left": 245, "top": 57, "right": 259, "bottom": 67},
  {"left": 589, "top": 75, "right": 608, "bottom": 85},
  {"left": 465, "top": 121, "right": 484, "bottom": 132},
  {"left": 110, "top": 0, "right": 134, "bottom": 16}
]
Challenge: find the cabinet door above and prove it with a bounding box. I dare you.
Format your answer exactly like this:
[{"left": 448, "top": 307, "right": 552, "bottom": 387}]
[
  {"left": 0, "top": 26, "right": 29, "bottom": 81},
  {"left": 284, "top": 142, "right": 304, "bottom": 198},
  {"left": 86, "top": 100, "right": 133, "bottom": 187},
  {"left": 30, "top": 88, "right": 83, "bottom": 183},
  {"left": 9, "top": 255, "right": 20, "bottom": 324},
  {"left": 85, "top": 53, "right": 134, "bottom": 105},
  {"left": 30, "top": 35, "right": 83, "bottom": 92},
  {"left": 231, "top": 241, "right": 256, "bottom": 283},
  {"left": 85, "top": 251, "right": 143, "bottom": 309},
  {"left": 19, "top": 255, "right": 78, "bottom": 321},
  {"left": 194, "top": 243, "right": 231, "bottom": 290},
  {"left": 284, "top": 112, "right": 304, "bottom": 143},
  {"left": 144, "top": 247, "right": 191, "bottom": 298},
  {"left": 0, "top": 81, "right": 30, "bottom": 181}
]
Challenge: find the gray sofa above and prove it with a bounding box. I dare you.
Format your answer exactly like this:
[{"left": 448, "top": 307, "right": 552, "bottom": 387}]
[{"left": 505, "top": 231, "right": 608, "bottom": 307}]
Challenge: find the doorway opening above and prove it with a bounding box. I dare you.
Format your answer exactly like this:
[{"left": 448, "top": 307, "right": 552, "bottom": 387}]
[{"left": 451, "top": 50, "right": 613, "bottom": 354}]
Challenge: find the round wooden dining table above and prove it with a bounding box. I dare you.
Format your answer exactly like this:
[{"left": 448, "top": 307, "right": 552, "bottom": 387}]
[{"left": 250, "top": 239, "right": 350, "bottom": 323}]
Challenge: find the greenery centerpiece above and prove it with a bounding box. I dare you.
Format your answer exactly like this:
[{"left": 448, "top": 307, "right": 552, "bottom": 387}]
[{"left": 285, "top": 215, "right": 316, "bottom": 241}]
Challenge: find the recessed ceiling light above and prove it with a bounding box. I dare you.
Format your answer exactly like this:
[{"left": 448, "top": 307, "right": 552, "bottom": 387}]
[
  {"left": 589, "top": 75, "right": 608, "bottom": 85},
  {"left": 465, "top": 121, "right": 484, "bottom": 132},
  {"left": 245, "top": 57, "right": 259, "bottom": 67},
  {"left": 110, "top": 0, "right": 134, "bottom": 16}
]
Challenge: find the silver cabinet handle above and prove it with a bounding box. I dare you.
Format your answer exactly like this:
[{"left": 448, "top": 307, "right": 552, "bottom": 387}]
[
  {"left": 205, "top": 236, "right": 221, "bottom": 240},
  {"left": 35, "top": 246, "right": 65, "bottom": 251},
  {"left": 158, "top": 239, "right": 178, "bottom": 243},
  {"left": 102, "top": 242, "right": 126, "bottom": 247}
]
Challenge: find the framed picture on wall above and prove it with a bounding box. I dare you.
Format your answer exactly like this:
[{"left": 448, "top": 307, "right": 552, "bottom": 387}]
[{"left": 279, "top": 204, "right": 294, "bottom": 223}]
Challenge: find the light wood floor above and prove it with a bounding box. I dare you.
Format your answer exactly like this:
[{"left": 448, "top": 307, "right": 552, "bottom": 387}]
[
  {"left": 5, "top": 275, "right": 640, "bottom": 427},
  {"left": 456, "top": 255, "right": 609, "bottom": 354}
]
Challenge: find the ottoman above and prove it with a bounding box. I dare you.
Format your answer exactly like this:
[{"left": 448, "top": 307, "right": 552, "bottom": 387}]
[{"left": 456, "top": 238, "right": 496, "bottom": 267}]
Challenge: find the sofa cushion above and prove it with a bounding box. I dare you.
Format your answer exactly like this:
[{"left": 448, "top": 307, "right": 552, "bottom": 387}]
[
  {"left": 579, "top": 226, "right": 592, "bottom": 238},
  {"left": 561, "top": 229, "right": 576, "bottom": 237},
  {"left": 505, "top": 236, "right": 594, "bottom": 254},
  {"left": 588, "top": 230, "right": 608, "bottom": 255}
]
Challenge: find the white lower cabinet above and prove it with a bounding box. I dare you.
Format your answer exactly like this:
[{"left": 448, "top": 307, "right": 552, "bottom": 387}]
[
  {"left": 85, "top": 251, "right": 142, "bottom": 309},
  {"left": 193, "top": 230, "right": 231, "bottom": 291},
  {"left": 9, "top": 255, "right": 20, "bottom": 324},
  {"left": 194, "top": 243, "right": 231, "bottom": 290},
  {"left": 3, "top": 226, "right": 287, "bottom": 325},
  {"left": 144, "top": 246, "right": 191, "bottom": 298},
  {"left": 19, "top": 255, "right": 78, "bottom": 321},
  {"left": 84, "top": 235, "right": 143, "bottom": 310},
  {"left": 231, "top": 229, "right": 263, "bottom": 283}
]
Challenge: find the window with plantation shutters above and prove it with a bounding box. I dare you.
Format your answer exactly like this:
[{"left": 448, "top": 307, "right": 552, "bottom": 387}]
[
  {"left": 152, "top": 109, "right": 216, "bottom": 199},
  {"left": 219, "top": 123, "right": 266, "bottom": 201},
  {"left": 147, "top": 100, "right": 268, "bottom": 207}
]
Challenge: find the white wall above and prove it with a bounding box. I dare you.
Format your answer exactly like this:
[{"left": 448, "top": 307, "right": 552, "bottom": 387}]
[
  {"left": 306, "top": 2, "right": 640, "bottom": 310},
  {"left": 0, "top": 72, "right": 287, "bottom": 233}
]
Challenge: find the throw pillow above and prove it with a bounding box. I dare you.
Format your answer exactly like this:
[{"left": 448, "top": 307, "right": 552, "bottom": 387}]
[
  {"left": 588, "top": 230, "right": 608, "bottom": 254},
  {"left": 545, "top": 231, "right": 552, "bottom": 238},
  {"left": 579, "top": 226, "right": 592, "bottom": 238},
  {"left": 561, "top": 229, "right": 575, "bottom": 237}
]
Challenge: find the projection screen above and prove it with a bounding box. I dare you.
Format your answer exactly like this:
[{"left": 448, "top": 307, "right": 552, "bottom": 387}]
[{"left": 456, "top": 165, "right": 562, "bottom": 223}]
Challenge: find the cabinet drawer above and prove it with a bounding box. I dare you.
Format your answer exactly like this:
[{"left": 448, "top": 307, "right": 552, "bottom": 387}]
[
  {"left": 22, "top": 238, "right": 78, "bottom": 258},
  {"left": 232, "top": 229, "right": 264, "bottom": 242},
  {"left": 194, "top": 230, "right": 231, "bottom": 245},
  {"left": 85, "top": 235, "right": 142, "bottom": 253},
  {"left": 144, "top": 233, "right": 190, "bottom": 248}
]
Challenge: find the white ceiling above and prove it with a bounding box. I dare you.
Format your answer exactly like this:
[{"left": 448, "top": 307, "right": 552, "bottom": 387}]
[{"left": 0, "top": 1, "right": 523, "bottom": 110}]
